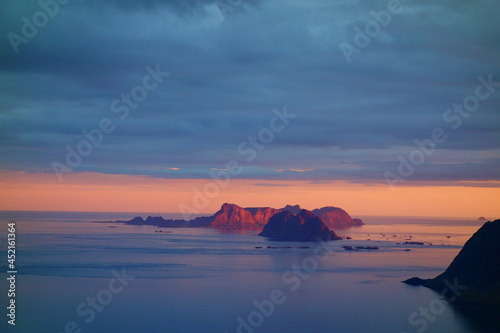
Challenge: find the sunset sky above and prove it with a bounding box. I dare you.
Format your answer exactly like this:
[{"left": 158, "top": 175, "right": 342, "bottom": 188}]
[{"left": 1, "top": 0, "right": 499, "bottom": 217}]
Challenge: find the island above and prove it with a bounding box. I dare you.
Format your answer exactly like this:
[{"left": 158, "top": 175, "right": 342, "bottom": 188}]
[
  {"left": 112, "top": 203, "right": 364, "bottom": 230},
  {"left": 258, "top": 209, "right": 342, "bottom": 241}
]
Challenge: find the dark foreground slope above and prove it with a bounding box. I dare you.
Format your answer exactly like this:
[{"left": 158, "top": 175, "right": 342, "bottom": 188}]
[{"left": 403, "top": 219, "right": 500, "bottom": 305}]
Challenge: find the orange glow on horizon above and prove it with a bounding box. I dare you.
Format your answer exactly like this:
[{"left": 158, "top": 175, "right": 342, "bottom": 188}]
[{"left": 0, "top": 170, "right": 499, "bottom": 218}]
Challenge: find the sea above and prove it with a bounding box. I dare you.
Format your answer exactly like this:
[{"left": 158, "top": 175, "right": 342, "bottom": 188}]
[{"left": 0, "top": 211, "right": 497, "bottom": 333}]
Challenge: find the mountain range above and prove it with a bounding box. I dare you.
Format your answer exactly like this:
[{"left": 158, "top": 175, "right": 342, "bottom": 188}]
[{"left": 116, "top": 203, "right": 364, "bottom": 229}]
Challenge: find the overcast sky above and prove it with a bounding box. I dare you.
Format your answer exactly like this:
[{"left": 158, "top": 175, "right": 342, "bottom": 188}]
[{"left": 1, "top": 0, "right": 499, "bottom": 185}]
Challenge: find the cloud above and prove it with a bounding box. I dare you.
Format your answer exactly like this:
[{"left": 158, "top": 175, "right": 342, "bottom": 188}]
[
  {"left": 277, "top": 168, "right": 315, "bottom": 173},
  {"left": 0, "top": 0, "right": 499, "bottom": 185},
  {"left": 252, "top": 183, "right": 291, "bottom": 187}
]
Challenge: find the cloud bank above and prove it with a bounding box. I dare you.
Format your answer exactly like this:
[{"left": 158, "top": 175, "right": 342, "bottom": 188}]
[{"left": 1, "top": 0, "right": 499, "bottom": 184}]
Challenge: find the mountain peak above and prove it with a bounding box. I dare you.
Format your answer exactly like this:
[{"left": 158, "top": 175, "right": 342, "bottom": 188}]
[
  {"left": 259, "top": 209, "right": 341, "bottom": 241},
  {"left": 281, "top": 204, "right": 302, "bottom": 214},
  {"left": 117, "top": 202, "right": 362, "bottom": 229},
  {"left": 298, "top": 209, "right": 315, "bottom": 220}
]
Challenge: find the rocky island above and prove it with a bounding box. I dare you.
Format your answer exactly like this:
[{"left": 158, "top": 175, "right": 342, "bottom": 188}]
[
  {"left": 113, "top": 203, "right": 364, "bottom": 230},
  {"left": 403, "top": 219, "right": 500, "bottom": 305},
  {"left": 258, "top": 209, "right": 342, "bottom": 241}
]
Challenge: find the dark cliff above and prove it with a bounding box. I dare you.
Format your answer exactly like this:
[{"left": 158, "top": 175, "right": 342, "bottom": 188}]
[
  {"left": 258, "top": 209, "right": 342, "bottom": 242},
  {"left": 403, "top": 219, "right": 500, "bottom": 305}
]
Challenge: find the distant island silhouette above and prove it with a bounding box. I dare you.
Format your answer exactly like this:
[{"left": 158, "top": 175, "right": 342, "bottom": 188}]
[
  {"left": 258, "top": 209, "right": 343, "bottom": 241},
  {"left": 112, "top": 203, "right": 364, "bottom": 230}
]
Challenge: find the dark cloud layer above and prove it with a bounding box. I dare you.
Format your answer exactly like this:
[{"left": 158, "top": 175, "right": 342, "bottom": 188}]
[{"left": 0, "top": 0, "right": 499, "bottom": 183}]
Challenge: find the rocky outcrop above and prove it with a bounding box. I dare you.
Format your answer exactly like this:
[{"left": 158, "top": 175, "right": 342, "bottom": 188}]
[
  {"left": 312, "top": 206, "right": 364, "bottom": 228},
  {"left": 211, "top": 203, "right": 255, "bottom": 228},
  {"left": 144, "top": 216, "right": 194, "bottom": 227},
  {"left": 115, "top": 215, "right": 206, "bottom": 227},
  {"left": 188, "top": 215, "right": 214, "bottom": 227},
  {"left": 211, "top": 204, "right": 287, "bottom": 228},
  {"left": 145, "top": 216, "right": 167, "bottom": 225},
  {"left": 115, "top": 203, "right": 363, "bottom": 230},
  {"left": 352, "top": 218, "right": 364, "bottom": 226},
  {"left": 280, "top": 205, "right": 364, "bottom": 227},
  {"left": 212, "top": 203, "right": 363, "bottom": 229},
  {"left": 280, "top": 204, "right": 302, "bottom": 214},
  {"left": 343, "top": 246, "right": 379, "bottom": 251},
  {"left": 245, "top": 207, "right": 283, "bottom": 225},
  {"left": 258, "top": 209, "right": 342, "bottom": 241},
  {"left": 128, "top": 216, "right": 145, "bottom": 224},
  {"left": 403, "top": 220, "right": 500, "bottom": 304}
]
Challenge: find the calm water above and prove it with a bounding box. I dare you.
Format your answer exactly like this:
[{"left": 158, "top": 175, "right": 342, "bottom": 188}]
[{"left": 0, "top": 212, "right": 495, "bottom": 333}]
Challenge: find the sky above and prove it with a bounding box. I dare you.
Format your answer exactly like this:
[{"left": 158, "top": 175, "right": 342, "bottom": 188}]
[{"left": 0, "top": 0, "right": 499, "bottom": 217}]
